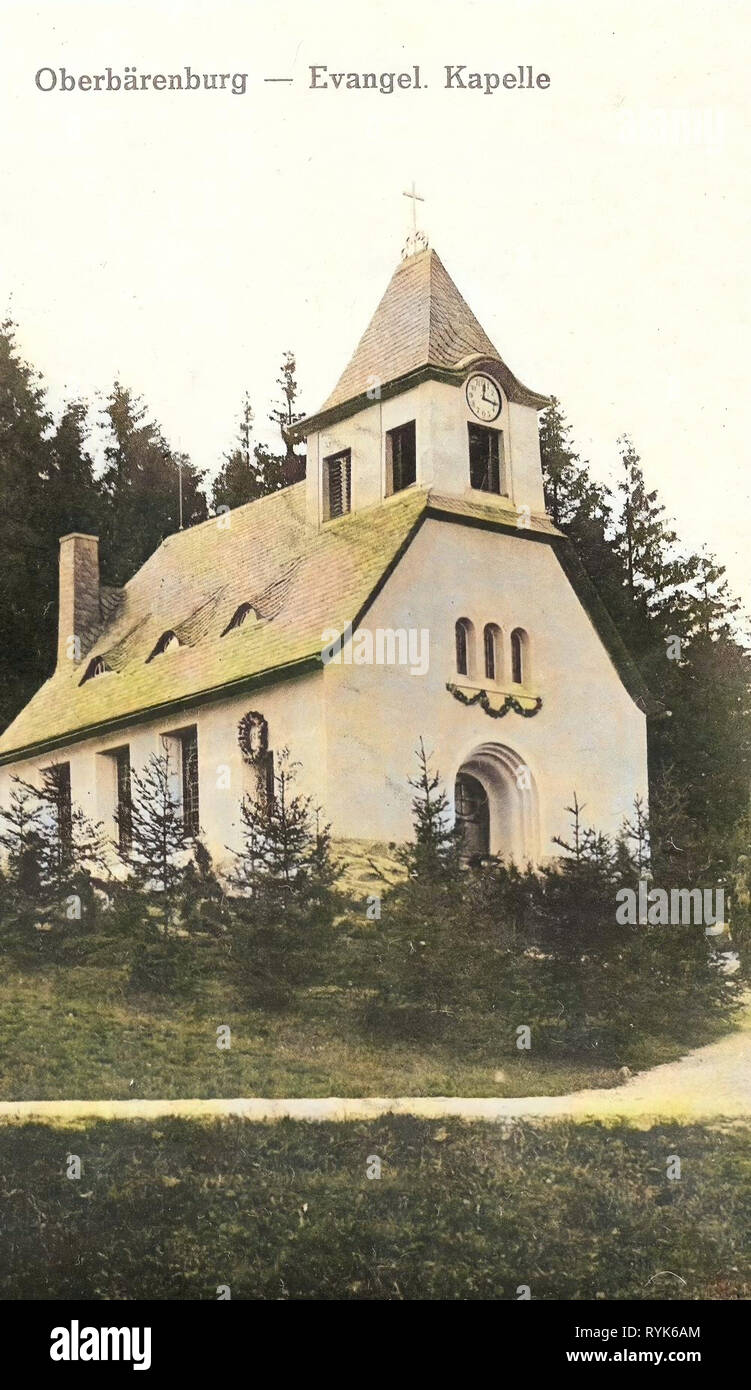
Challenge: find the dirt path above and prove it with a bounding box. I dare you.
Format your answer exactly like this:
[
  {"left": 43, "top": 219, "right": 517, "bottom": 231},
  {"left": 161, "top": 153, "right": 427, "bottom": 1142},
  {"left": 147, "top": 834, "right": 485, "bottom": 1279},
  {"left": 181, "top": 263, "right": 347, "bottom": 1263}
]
[{"left": 1, "top": 1016, "right": 749, "bottom": 1126}]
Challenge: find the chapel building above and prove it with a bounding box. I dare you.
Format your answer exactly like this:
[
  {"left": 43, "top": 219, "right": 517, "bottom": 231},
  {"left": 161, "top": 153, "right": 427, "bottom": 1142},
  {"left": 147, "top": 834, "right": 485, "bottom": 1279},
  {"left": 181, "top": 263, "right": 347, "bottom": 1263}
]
[{"left": 0, "top": 238, "right": 652, "bottom": 867}]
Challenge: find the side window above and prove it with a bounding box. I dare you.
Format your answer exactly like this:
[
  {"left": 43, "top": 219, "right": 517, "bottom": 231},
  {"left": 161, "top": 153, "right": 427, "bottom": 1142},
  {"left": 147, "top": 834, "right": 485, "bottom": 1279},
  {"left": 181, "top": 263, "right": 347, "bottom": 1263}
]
[
  {"left": 323, "top": 449, "right": 352, "bottom": 520},
  {"left": 46, "top": 762, "right": 72, "bottom": 858},
  {"left": 115, "top": 747, "right": 132, "bottom": 854},
  {"left": 385, "top": 420, "right": 416, "bottom": 495},
  {"left": 179, "top": 726, "right": 199, "bottom": 837}
]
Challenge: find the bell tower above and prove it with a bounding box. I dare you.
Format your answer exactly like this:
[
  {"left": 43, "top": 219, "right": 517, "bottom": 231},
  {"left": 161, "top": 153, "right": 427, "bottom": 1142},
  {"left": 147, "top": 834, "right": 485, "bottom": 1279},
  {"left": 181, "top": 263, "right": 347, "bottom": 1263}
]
[{"left": 290, "top": 238, "right": 550, "bottom": 525}]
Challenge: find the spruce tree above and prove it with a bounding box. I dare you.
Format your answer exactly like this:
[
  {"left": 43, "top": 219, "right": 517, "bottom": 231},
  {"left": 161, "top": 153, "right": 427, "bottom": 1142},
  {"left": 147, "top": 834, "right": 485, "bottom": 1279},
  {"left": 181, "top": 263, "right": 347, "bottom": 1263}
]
[
  {"left": 231, "top": 749, "right": 336, "bottom": 908},
  {"left": 538, "top": 396, "right": 583, "bottom": 528},
  {"left": 539, "top": 398, "right": 625, "bottom": 621},
  {"left": 100, "top": 383, "right": 207, "bottom": 585},
  {"left": 0, "top": 769, "right": 108, "bottom": 944},
  {"left": 0, "top": 319, "right": 52, "bottom": 724},
  {"left": 247, "top": 349, "right": 306, "bottom": 496},
  {"left": 121, "top": 749, "right": 192, "bottom": 909},
  {"left": 397, "top": 738, "right": 462, "bottom": 881},
  {"left": 539, "top": 399, "right": 750, "bottom": 876},
  {"left": 211, "top": 391, "right": 266, "bottom": 511}
]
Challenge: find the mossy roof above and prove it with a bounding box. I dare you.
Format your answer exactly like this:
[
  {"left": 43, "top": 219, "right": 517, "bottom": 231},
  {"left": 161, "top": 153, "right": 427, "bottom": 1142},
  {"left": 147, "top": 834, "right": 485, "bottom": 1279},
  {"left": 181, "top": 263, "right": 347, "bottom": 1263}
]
[{"left": 0, "top": 483, "right": 654, "bottom": 764}]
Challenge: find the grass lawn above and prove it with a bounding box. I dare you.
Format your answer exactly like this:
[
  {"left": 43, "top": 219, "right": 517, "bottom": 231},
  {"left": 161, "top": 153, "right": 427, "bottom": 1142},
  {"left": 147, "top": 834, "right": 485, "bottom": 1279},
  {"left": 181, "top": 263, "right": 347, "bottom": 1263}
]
[
  {"left": 0, "top": 946, "right": 727, "bottom": 1101},
  {"left": 0, "top": 1117, "right": 748, "bottom": 1299}
]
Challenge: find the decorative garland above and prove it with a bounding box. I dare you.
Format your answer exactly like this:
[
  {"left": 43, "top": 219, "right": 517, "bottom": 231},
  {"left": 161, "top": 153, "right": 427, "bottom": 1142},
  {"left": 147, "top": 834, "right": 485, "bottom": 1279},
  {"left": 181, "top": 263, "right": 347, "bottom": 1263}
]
[
  {"left": 238, "top": 710, "right": 269, "bottom": 763},
  {"left": 446, "top": 682, "right": 542, "bottom": 719}
]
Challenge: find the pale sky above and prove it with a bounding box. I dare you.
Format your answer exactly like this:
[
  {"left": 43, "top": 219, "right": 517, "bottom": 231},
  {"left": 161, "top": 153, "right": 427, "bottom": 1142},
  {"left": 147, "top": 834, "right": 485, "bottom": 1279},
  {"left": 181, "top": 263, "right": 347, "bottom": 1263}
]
[{"left": 0, "top": 0, "right": 749, "bottom": 603}]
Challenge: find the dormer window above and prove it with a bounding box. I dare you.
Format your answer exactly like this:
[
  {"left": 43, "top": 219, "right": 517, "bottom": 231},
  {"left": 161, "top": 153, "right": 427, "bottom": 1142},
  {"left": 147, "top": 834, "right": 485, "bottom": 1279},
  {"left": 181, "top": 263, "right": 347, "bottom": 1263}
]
[
  {"left": 222, "top": 603, "right": 257, "bottom": 635},
  {"left": 80, "top": 655, "right": 108, "bottom": 684},
  {"left": 468, "top": 423, "right": 505, "bottom": 495},
  {"left": 147, "top": 630, "right": 180, "bottom": 662},
  {"left": 386, "top": 420, "right": 416, "bottom": 495},
  {"left": 323, "top": 449, "right": 351, "bottom": 520}
]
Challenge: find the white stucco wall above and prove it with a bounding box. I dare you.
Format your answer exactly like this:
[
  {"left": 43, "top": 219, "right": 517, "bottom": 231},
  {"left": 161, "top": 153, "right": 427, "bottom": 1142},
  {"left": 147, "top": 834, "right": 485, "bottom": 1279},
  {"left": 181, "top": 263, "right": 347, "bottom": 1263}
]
[
  {"left": 0, "top": 522, "right": 648, "bottom": 875},
  {"left": 304, "top": 375, "right": 545, "bottom": 526},
  {"left": 321, "top": 518, "right": 648, "bottom": 861},
  {"left": 0, "top": 670, "right": 325, "bottom": 875}
]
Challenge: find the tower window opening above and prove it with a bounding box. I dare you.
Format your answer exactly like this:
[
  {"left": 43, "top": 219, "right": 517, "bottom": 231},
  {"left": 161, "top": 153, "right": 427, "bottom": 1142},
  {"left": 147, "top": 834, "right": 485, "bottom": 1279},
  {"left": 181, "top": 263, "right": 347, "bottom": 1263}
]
[
  {"left": 468, "top": 423, "right": 504, "bottom": 494},
  {"left": 324, "top": 450, "right": 352, "bottom": 520}
]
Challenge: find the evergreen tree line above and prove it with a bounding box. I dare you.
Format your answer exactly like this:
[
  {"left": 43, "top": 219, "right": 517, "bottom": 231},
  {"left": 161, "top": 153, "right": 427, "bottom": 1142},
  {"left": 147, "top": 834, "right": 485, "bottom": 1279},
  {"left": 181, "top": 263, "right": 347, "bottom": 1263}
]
[
  {"left": 359, "top": 742, "right": 743, "bottom": 1054},
  {"left": 0, "top": 746, "right": 336, "bottom": 1004},
  {"left": 0, "top": 319, "right": 304, "bottom": 728},
  {"left": 539, "top": 400, "right": 750, "bottom": 882},
  {"left": 0, "top": 740, "right": 741, "bottom": 1057},
  {"left": 0, "top": 316, "right": 747, "bottom": 890}
]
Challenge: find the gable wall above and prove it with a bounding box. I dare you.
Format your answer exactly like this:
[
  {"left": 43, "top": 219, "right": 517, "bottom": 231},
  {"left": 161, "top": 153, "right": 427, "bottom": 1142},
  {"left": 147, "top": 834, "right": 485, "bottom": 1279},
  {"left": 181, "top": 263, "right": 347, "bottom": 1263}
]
[{"left": 321, "top": 518, "right": 648, "bottom": 858}]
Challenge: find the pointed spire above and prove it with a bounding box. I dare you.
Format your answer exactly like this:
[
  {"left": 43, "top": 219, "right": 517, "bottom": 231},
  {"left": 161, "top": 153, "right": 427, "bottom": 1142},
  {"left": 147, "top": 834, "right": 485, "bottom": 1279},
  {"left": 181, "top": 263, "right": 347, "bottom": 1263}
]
[
  {"left": 292, "top": 248, "right": 548, "bottom": 438},
  {"left": 320, "top": 249, "right": 500, "bottom": 413}
]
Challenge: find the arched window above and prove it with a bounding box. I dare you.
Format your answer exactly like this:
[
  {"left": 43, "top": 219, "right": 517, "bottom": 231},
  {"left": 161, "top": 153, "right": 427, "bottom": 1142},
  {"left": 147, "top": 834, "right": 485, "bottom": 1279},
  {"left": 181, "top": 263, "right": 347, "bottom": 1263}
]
[
  {"left": 455, "top": 617, "right": 474, "bottom": 678},
  {"left": 147, "top": 630, "right": 180, "bottom": 662},
  {"left": 222, "top": 602, "right": 257, "bottom": 636},
  {"left": 483, "top": 623, "right": 502, "bottom": 682},
  {"left": 80, "top": 655, "right": 108, "bottom": 684},
  {"left": 510, "top": 628, "right": 528, "bottom": 685}
]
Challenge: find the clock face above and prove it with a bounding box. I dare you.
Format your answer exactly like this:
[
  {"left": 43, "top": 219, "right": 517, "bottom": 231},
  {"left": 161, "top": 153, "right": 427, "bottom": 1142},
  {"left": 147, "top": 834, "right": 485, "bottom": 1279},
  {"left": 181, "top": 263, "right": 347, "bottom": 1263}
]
[{"left": 466, "top": 373, "right": 502, "bottom": 423}]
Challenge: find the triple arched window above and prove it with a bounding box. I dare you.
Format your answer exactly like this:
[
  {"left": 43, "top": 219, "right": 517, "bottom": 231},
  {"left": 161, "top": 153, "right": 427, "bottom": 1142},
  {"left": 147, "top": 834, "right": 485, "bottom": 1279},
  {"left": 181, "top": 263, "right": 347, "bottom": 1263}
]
[{"left": 454, "top": 619, "right": 530, "bottom": 685}]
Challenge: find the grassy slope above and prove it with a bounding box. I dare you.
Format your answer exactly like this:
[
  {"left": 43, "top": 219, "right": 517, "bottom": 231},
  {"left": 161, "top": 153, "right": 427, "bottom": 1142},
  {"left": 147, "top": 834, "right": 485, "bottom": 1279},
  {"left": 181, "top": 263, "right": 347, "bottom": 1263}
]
[
  {"left": 0, "top": 1117, "right": 748, "bottom": 1300},
  {"left": 0, "top": 954, "right": 714, "bottom": 1101}
]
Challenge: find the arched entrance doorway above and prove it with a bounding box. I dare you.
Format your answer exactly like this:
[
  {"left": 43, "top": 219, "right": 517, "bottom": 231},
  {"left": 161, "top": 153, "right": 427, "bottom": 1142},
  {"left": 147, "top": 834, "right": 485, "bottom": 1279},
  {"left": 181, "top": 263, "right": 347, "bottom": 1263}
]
[
  {"left": 453, "top": 742, "right": 539, "bottom": 864},
  {"left": 454, "top": 772, "right": 490, "bottom": 857}
]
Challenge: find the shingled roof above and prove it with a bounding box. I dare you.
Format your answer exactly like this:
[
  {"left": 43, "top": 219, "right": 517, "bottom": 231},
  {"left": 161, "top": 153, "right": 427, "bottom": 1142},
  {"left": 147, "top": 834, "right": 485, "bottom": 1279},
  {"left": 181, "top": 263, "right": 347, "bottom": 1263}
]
[
  {"left": 293, "top": 247, "right": 549, "bottom": 438},
  {"left": 0, "top": 483, "right": 428, "bottom": 762},
  {"left": 0, "top": 480, "right": 655, "bottom": 764}
]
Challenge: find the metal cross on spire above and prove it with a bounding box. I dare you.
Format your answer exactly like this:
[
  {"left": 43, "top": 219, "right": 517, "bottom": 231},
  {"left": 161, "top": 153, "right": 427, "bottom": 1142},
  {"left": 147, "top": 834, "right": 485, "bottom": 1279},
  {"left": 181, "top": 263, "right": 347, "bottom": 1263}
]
[
  {"left": 401, "top": 181, "right": 429, "bottom": 259},
  {"left": 403, "top": 180, "right": 424, "bottom": 233}
]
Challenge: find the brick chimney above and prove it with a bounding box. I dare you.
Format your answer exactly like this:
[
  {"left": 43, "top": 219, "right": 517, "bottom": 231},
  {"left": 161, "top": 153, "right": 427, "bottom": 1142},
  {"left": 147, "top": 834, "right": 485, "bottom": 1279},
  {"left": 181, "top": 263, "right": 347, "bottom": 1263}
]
[{"left": 57, "top": 533, "right": 101, "bottom": 667}]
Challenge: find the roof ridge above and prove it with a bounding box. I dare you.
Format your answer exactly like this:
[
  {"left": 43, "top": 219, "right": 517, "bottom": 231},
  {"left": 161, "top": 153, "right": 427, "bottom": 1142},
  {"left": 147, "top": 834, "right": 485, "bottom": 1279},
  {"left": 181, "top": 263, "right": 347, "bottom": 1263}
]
[
  {"left": 160, "top": 477, "right": 307, "bottom": 545},
  {"left": 119, "top": 481, "right": 308, "bottom": 595}
]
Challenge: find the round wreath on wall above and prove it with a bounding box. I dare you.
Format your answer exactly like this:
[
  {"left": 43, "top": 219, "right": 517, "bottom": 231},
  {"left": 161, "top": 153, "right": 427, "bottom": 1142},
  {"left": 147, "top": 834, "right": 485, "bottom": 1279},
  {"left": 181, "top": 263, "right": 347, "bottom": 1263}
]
[{"left": 238, "top": 710, "right": 269, "bottom": 764}]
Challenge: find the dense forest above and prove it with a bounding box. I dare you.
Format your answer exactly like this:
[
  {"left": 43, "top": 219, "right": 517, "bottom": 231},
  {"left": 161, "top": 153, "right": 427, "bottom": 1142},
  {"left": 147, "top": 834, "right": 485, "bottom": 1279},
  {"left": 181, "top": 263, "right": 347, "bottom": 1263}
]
[
  {"left": 0, "top": 321, "right": 303, "bottom": 728},
  {"left": 0, "top": 319, "right": 748, "bottom": 888}
]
